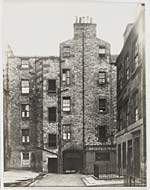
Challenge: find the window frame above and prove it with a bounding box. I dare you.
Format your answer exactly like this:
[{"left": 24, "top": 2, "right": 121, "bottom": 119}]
[
  {"left": 21, "top": 60, "right": 29, "bottom": 69},
  {"left": 97, "top": 125, "right": 107, "bottom": 142},
  {"left": 21, "top": 79, "right": 29, "bottom": 94},
  {"left": 21, "top": 104, "right": 29, "bottom": 118},
  {"left": 63, "top": 46, "right": 70, "bottom": 58},
  {"left": 48, "top": 107, "right": 56, "bottom": 122},
  {"left": 62, "top": 69, "right": 71, "bottom": 85},
  {"left": 22, "top": 129, "right": 30, "bottom": 144},
  {"left": 62, "top": 97, "right": 71, "bottom": 112},
  {"left": 48, "top": 79, "right": 56, "bottom": 93},
  {"left": 99, "top": 46, "right": 106, "bottom": 57},
  {"left": 48, "top": 134, "right": 57, "bottom": 148},
  {"left": 99, "top": 98, "right": 107, "bottom": 113},
  {"left": 98, "top": 71, "right": 107, "bottom": 85}
]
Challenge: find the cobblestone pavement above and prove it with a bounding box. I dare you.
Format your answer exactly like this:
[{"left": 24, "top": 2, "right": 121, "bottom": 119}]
[{"left": 30, "top": 173, "right": 85, "bottom": 187}]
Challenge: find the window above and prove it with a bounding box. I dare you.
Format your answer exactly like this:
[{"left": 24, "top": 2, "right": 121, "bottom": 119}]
[
  {"left": 63, "top": 46, "right": 70, "bottom": 58},
  {"left": 99, "top": 72, "right": 106, "bottom": 84},
  {"left": 99, "top": 46, "right": 106, "bottom": 57},
  {"left": 22, "top": 152, "right": 30, "bottom": 167},
  {"left": 21, "top": 104, "right": 29, "bottom": 118},
  {"left": 98, "top": 126, "right": 107, "bottom": 142},
  {"left": 62, "top": 69, "right": 70, "bottom": 85},
  {"left": 125, "top": 101, "right": 129, "bottom": 127},
  {"left": 63, "top": 97, "right": 71, "bottom": 112},
  {"left": 124, "top": 55, "right": 130, "bottom": 80},
  {"left": 48, "top": 134, "right": 57, "bottom": 147},
  {"left": 22, "top": 129, "right": 30, "bottom": 144},
  {"left": 99, "top": 99, "right": 106, "bottom": 113},
  {"left": 48, "top": 107, "right": 56, "bottom": 122},
  {"left": 133, "top": 91, "right": 139, "bottom": 122},
  {"left": 95, "top": 152, "right": 110, "bottom": 161},
  {"left": 118, "top": 144, "right": 121, "bottom": 169},
  {"left": 21, "top": 60, "right": 29, "bottom": 69},
  {"left": 123, "top": 142, "right": 126, "bottom": 168},
  {"left": 132, "top": 40, "right": 139, "bottom": 72},
  {"left": 48, "top": 79, "right": 56, "bottom": 93},
  {"left": 63, "top": 125, "right": 71, "bottom": 141},
  {"left": 21, "top": 80, "right": 29, "bottom": 94}
]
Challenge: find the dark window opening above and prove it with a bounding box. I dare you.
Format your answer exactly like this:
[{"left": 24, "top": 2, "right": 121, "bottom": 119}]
[
  {"left": 98, "top": 126, "right": 107, "bottom": 142},
  {"left": 99, "top": 71, "right": 106, "bottom": 84},
  {"left": 99, "top": 46, "right": 106, "bottom": 57},
  {"left": 22, "top": 129, "right": 30, "bottom": 144},
  {"left": 48, "top": 134, "right": 57, "bottom": 147},
  {"left": 48, "top": 79, "right": 56, "bottom": 93},
  {"left": 48, "top": 107, "right": 56, "bottom": 122},
  {"left": 99, "top": 99, "right": 106, "bottom": 113}
]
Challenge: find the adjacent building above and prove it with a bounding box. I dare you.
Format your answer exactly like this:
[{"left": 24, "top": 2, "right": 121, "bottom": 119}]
[
  {"left": 116, "top": 5, "right": 146, "bottom": 183},
  {"left": 4, "top": 17, "right": 117, "bottom": 174}
]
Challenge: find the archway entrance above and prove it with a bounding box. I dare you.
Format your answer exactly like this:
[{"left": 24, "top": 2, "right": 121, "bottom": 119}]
[{"left": 63, "top": 149, "right": 82, "bottom": 173}]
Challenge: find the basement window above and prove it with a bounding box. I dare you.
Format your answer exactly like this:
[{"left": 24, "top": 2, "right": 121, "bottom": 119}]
[
  {"left": 21, "top": 104, "right": 29, "bottom": 118},
  {"left": 21, "top": 152, "right": 30, "bottom": 167}
]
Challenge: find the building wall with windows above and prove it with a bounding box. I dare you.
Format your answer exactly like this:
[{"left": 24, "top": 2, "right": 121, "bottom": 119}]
[
  {"left": 7, "top": 57, "right": 42, "bottom": 171},
  {"left": 60, "top": 18, "right": 117, "bottom": 174},
  {"left": 116, "top": 6, "right": 146, "bottom": 180}
]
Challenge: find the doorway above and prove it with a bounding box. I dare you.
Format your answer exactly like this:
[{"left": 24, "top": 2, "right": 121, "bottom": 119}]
[{"left": 48, "top": 158, "right": 57, "bottom": 173}]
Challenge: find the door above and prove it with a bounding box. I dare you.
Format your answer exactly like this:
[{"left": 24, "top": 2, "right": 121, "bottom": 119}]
[{"left": 48, "top": 158, "right": 57, "bottom": 173}]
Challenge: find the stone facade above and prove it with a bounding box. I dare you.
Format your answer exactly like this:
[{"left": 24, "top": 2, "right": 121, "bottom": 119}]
[
  {"left": 5, "top": 18, "right": 117, "bottom": 174},
  {"left": 116, "top": 5, "right": 146, "bottom": 181},
  {"left": 60, "top": 18, "right": 117, "bottom": 174}
]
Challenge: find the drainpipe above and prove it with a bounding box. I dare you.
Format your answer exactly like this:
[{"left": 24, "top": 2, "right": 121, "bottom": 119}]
[{"left": 82, "top": 31, "right": 85, "bottom": 173}]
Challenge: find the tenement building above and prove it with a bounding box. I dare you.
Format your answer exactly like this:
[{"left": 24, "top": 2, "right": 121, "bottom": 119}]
[
  {"left": 4, "top": 17, "right": 117, "bottom": 174},
  {"left": 116, "top": 5, "right": 146, "bottom": 182}
]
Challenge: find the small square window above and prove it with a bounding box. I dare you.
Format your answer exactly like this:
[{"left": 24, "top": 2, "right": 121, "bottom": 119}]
[
  {"left": 48, "top": 79, "right": 56, "bottom": 93},
  {"left": 63, "top": 97, "right": 71, "bottom": 112},
  {"left": 21, "top": 104, "right": 29, "bottom": 118},
  {"left": 21, "top": 80, "right": 29, "bottom": 94},
  {"left": 21, "top": 60, "right": 29, "bottom": 69},
  {"left": 99, "top": 99, "right": 106, "bottom": 113}
]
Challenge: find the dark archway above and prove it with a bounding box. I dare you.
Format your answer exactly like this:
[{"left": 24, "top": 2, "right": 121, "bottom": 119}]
[{"left": 63, "top": 149, "right": 83, "bottom": 173}]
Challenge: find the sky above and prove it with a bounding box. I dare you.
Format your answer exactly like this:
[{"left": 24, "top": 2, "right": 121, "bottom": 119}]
[{"left": 3, "top": 0, "right": 142, "bottom": 56}]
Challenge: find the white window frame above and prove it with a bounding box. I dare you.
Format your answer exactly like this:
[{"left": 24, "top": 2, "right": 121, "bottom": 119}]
[
  {"left": 21, "top": 80, "right": 29, "bottom": 94},
  {"left": 21, "top": 60, "right": 29, "bottom": 69},
  {"left": 21, "top": 152, "right": 31, "bottom": 167}
]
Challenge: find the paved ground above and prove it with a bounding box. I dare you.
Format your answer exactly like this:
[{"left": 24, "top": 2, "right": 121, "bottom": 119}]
[{"left": 30, "top": 173, "right": 85, "bottom": 187}]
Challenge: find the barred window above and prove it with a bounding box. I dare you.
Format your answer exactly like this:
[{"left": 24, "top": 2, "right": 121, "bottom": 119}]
[
  {"left": 21, "top": 104, "right": 29, "bottom": 118},
  {"left": 63, "top": 97, "right": 71, "bottom": 112},
  {"left": 21, "top": 80, "right": 29, "bottom": 94},
  {"left": 22, "top": 129, "right": 30, "bottom": 144}
]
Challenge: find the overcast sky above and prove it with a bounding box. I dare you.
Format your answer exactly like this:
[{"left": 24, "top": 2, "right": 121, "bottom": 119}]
[{"left": 3, "top": 0, "right": 141, "bottom": 56}]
